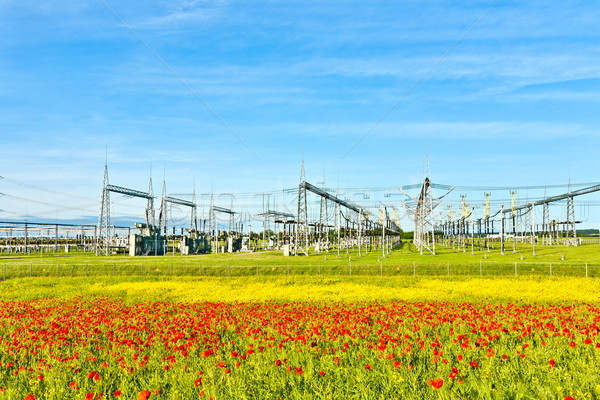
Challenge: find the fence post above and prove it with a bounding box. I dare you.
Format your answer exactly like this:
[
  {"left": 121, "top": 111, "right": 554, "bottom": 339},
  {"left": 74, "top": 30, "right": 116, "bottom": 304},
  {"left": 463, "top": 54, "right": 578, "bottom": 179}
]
[
  {"left": 479, "top": 260, "right": 482, "bottom": 276},
  {"left": 199, "top": 264, "right": 202, "bottom": 276},
  {"left": 514, "top": 261, "right": 517, "bottom": 276}
]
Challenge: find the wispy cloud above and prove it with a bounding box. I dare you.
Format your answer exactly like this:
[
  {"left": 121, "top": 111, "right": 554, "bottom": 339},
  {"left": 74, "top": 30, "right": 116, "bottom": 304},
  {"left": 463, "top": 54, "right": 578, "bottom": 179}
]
[{"left": 135, "top": 0, "right": 228, "bottom": 28}]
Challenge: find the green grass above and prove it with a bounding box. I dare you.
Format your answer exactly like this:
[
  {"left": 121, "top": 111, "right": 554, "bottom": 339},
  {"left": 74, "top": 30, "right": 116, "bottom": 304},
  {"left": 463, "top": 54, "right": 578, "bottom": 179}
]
[{"left": 0, "top": 240, "right": 599, "bottom": 279}]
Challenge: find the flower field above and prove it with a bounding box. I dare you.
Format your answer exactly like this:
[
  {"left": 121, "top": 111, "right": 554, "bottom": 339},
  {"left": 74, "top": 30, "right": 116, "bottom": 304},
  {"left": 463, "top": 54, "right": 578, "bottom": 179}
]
[{"left": 1, "top": 277, "right": 600, "bottom": 399}]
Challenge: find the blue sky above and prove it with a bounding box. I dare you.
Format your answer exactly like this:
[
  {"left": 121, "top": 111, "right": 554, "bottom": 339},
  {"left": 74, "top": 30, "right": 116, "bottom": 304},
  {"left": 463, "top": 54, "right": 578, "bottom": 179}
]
[{"left": 1, "top": 0, "right": 599, "bottom": 230}]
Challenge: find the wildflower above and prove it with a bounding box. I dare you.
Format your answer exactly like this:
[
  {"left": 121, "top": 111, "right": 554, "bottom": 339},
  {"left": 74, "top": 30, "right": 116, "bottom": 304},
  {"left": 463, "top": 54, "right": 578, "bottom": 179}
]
[
  {"left": 114, "top": 391, "right": 122, "bottom": 397},
  {"left": 428, "top": 378, "right": 443, "bottom": 389},
  {"left": 549, "top": 359, "right": 556, "bottom": 368},
  {"left": 138, "top": 390, "right": 151, "bottom": 400},
  {"left": 320, "top": 370, "right": 325, "bottom": 376}
]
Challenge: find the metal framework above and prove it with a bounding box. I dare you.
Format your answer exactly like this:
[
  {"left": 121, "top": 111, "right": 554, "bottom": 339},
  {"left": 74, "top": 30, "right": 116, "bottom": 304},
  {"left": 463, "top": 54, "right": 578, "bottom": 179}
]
[
  {"left": 296, "top": 161, "right": 309, "bottom": 255},
  {"left": 97, "top": 164, "right": 111, "bottom": 256},
  {"left": 402, "top": 176, "right": 453, "bottom": 255}
]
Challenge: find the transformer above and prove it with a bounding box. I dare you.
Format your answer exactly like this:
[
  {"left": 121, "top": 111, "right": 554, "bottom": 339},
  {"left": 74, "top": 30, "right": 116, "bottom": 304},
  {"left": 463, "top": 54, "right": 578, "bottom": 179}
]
[
  {"left": 227, "top": 236, "right": 243, "bottom": 253},
  {"left": 179, "top": 229, "right": 211, "bottom": 255},
  {"left": 129, "top": 223, "right": 165, "bottom": 256}
]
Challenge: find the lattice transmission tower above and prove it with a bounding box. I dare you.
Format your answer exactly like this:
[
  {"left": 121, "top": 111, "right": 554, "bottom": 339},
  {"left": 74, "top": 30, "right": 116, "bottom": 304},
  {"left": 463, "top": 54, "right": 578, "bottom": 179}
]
[
  {"left": 401, "top": 156, "right": 452, "bottom": 255},
  {"left": 158, "top": 179, "right": 168, "bottom": 236},
  {"left": 566, "top": 180, "right": 577, "bottom": 245},
  {"left": 296, "top": 160, "right": 309, "bottom": 256},
  {"left": 319, "top": 176, "right": 328, "bottom": 251},
  {"left": 146, "top": 177, "right": 155, "bottom": 229},
  {"left": 96, "top": 162, "right": 111, "bottom": 256}
]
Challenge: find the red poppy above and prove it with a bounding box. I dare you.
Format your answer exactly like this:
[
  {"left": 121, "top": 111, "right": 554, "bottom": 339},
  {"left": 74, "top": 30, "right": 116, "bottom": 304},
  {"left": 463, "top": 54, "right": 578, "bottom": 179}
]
[
  {"left": 549, "top": 359, "right": 556, "bottom": 368},
  {"left": 428, "top": 378, "right": 443, "bottom": 389},
  {"left": 138, "top": 390, "right": 151, "bottom": 400}
]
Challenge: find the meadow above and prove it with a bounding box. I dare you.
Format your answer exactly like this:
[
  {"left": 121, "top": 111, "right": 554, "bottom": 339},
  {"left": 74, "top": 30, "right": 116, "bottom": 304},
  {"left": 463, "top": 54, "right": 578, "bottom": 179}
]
[
  {"left": 1, "top": 240, "right": 599, "bottom": 279},
  {"left": 1, "top": 243, "right": 599, "bottom": 399}
]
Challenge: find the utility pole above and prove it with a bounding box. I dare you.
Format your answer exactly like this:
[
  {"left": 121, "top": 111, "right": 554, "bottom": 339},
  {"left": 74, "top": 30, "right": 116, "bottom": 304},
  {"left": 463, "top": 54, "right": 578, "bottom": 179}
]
[
  {"left": 471, "top": 207, "right": 474, "bottom": 255},
  {"left": 531, "top": 203, "right": 536, "bottom": 256},
  {"left": 500, "top": 205, "right": 505, "bottom": 255},
  {"left": 336, "top": 192, "right": 341, "bottom": 257},
  {"left": 511, "top": 191, "right": 516, "bottom": 254},
  {"left": 382, "top": 208, "right": 386, "bottom": 259}
]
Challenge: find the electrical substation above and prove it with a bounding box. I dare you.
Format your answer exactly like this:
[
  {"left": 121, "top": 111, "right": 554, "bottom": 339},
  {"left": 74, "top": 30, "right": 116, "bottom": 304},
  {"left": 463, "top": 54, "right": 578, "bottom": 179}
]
[{"left": 1, "top": 159, "right": 599, "bottom": 260}]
